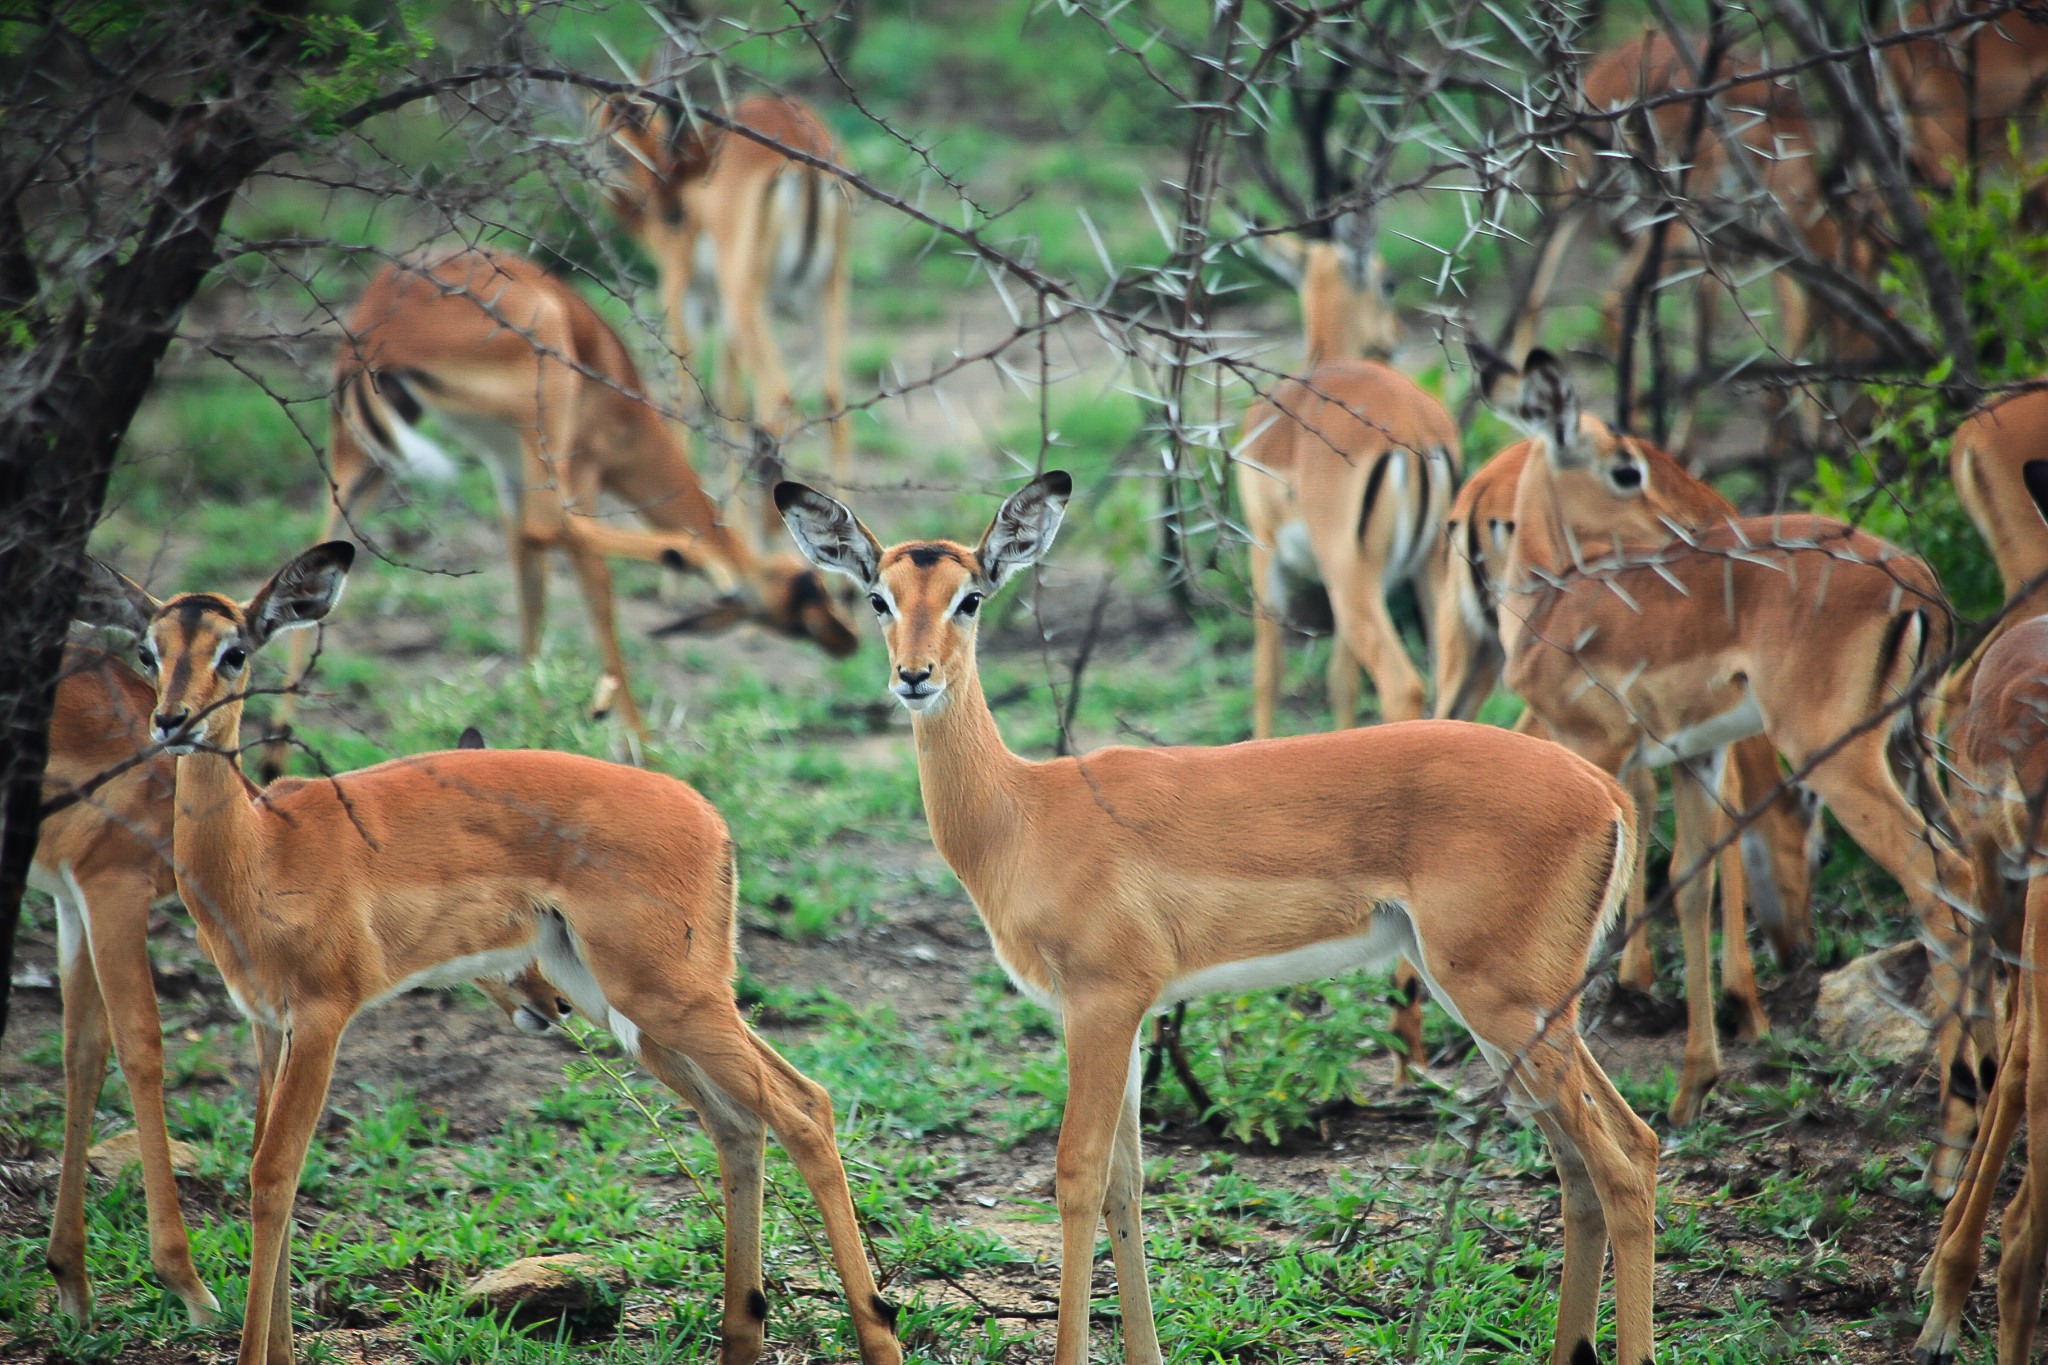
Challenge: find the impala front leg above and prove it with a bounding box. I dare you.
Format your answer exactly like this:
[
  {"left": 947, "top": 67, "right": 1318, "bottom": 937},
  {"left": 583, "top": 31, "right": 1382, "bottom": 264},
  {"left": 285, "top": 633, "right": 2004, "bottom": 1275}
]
[
  {"left": 1056, "top": 999, "right": 1149, "bottom": 1365},
  {"left": 241, "top": 1015, "right": 343, "bottom": 1365},
  {"left": 1104, "top": 1039, "right": 1161, "bottom": 1365}
]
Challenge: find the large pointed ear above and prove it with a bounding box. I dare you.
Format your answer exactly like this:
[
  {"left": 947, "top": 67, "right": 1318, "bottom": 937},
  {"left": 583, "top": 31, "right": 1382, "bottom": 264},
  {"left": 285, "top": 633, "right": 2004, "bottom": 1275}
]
[
  {"left": 243, "top": 542, "right": 355, "bottom": 648},
  {"left": 976, "top": 471, "right": 1073, "bottom": 591},
  {"left": 1466, "top": 337, "right": 1521, "bottom": 408},
  {"left": 1332, "top": 208, "right": 1381, "bottom": 292},
  {"left": 1242, "top": 229, "right": 1307, "bottom": 290},
  {"left": 1511, "top": 348, "right": 1582, "bottom": 464},
  {"left": 457, "top": 725, "right": 487, "bottom": 750},
  {"left": 74, "top": 558, "right": 160, "bottom": 638},
  {"left": 775, "top": 482, "right": 882, "bottom": 589},
  {"left": 590, "top": 95, "right": 682, "bottom": 231}
]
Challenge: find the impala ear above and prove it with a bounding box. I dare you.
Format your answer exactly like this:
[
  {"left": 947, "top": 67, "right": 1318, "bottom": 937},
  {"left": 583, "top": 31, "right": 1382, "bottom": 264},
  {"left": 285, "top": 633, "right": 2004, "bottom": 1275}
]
[
  {"left": 976, "top": 471, "right": 1073, "bottom": 591},
  {"left": 775, "top": 482, "right": 882, "bottom": 589},
  {"left": 1242, "top": 230, "right": 1308, "bottom": 289},
  {"left": 1514, "top": 349, "right": 1583, "bottom": 465},
  {"left": 456, "top": 725, "right": 486, "bottom": 750},
  {"left": 244, "top": 542, "right": 354, "bottom": 648},
  {"left": 1466, "top": 337, "right": 1520, "bottom": 406},
  {"left": 1332, "top": 208, "right": 1381, "bottom": 293},
  {"left": 74, "top": 558, "right": 160, "bottom": 639}
]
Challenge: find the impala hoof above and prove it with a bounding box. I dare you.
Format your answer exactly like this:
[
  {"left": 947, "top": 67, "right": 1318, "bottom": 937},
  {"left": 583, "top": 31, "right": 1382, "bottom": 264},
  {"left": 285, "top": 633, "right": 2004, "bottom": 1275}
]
[{"left": 589, "top": 674, "right": 620, "bottom": 721}]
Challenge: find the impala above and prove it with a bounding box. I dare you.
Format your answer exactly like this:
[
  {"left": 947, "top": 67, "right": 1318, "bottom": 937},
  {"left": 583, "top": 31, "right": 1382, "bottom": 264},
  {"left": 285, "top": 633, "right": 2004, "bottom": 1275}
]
[
  {"left": 1235, "top": 209, "right": 1459, "bottom": 736},
  {"left": 1484, "top": 348, "right": 1980, "bottom": 1187},
  {"left": 596, "top": 91, "right": 851, "bottom": 503},
  {"left": 777, "top": 472, "right": 1659, "bottom": 1365},
  {"left": 77, "top": 543, "right": 900, "bottom": 1365},
  {"left": 1915, "top": 614, "right": 2048, "bottom": 1365},
  {"left": 1945, "top": 385, "right": 2048, "bottom": 714},
  {"left": 36, "top": 677, "right": 576, "bottom": 1325},
  {"left": 1432, "top": 417, "right": 1826, "bottom": 1042},
  {"left": 263, "top": 248, "right": 856, "bottom": 780},
  {"left": 1887, "top": 3, "right": 2048, "bottom": 187}
]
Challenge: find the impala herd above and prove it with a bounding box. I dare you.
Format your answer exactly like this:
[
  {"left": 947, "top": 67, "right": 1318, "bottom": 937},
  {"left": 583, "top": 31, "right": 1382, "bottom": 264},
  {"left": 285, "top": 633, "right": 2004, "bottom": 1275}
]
[{"left": 26, "top": 14, "right": 2048, "bottom": 1365}]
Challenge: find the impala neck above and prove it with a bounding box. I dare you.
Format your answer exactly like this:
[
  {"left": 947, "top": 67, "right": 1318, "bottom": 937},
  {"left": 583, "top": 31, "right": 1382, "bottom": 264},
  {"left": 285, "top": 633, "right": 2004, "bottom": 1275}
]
[
  {"left": 906, "top": 653, "right": 1029, "bottom": 900},
  {"left": 168, "top": 698, "right": 267, "bottom": 939},
  {"left": 617, "top": 400, "right": 767, "bottom": 589},
  {"left": 1298, "top": 253, "right": 1351, "bottom": 370}
]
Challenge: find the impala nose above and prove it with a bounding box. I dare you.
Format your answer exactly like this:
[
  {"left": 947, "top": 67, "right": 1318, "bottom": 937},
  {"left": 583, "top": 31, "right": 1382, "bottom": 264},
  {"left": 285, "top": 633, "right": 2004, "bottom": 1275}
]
[
  {"left": 897, "top": 667, "right": 932, "bottom": 689},
  {"left": 153, "top": 710, "right": 190, "bottom": 740}
]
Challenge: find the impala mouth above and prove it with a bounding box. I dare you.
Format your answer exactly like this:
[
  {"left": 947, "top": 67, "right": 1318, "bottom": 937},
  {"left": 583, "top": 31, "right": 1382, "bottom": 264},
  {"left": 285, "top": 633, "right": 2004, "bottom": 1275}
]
[
  {"left": 891, "top": 681, "right": 947, "bottom": 713},
  {"left": 153, "top": 728, "right": 199, "bottom": 756}
]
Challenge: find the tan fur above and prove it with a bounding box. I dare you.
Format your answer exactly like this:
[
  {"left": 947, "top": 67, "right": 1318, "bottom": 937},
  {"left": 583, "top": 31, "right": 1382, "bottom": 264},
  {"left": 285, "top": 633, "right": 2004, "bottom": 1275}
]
[
  {"left": 1887, "top": 4, "right": 2048, "bottom": 186},
  {"left": 1434, "top": 423, "right": 1824, "bottom": 1080},
  {"left": 98, "top": 547, "right": 899, "bottom": 1365},
  {"left": 596, "top": 93, "right": 851, "bottom": 502},
  {"left": 779, "top": 476, "right": 1660, "bottom": 1365},
  {"left": 263, "top": 249, "right": 855, "bottom": 778},
  {"left": 1237, "top": 361, "right": 1458, "bottom": 735},
  {"left": 1493, "top": 382, "right": 1981, "bottom": 1189},
  {"left": 1917, "top": 614, "right": 2048, "bottom": 1365},
  {"left": 1944, "top": 387, "right": 2048, "bottom": 721}
]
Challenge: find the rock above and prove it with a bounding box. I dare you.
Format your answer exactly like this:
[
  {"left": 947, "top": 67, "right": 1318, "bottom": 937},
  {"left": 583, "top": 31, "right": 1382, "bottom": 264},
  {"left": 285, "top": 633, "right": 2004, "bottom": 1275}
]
[
  {"left": 1814, "top": 941, "right": 1940, "bottom": 1063},
  {"left": 88, "top": 1130, "right": 203, "bottom": 1182},
  {"left": 459, "top": 1254, "right": 627, "bottom": 1328}
]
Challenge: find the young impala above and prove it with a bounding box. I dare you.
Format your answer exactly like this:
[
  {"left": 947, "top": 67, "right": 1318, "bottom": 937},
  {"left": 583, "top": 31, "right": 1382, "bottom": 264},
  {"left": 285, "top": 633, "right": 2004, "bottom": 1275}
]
[
  {"left": 1432, "top": 412, "right": 1826, "bottom": 1049},
  {"left": 1915, "top": 614, "right": 2048, "bottom": 1365},
  {"left": 1236, "top": 210, "right": 1460, "bottom": 736},
  {"left": 262, "top": 248, "right": 856, "bottom": 779},
  {"left": 78, "top": 543, "right": 900, "bottom": 1365},
  {"left": 1944, "top": 385, "right": 2048, "bottom": 715},
  {"left": 1482, "top": 349, "right": 1980, "bottom": 1189},
  {"left": 595, "top": 91, "right": 851, "bottom": 502},
  {"left": 36, "top": 676, "right": 572, "bottom": 1326},
  {"left": 777, "top": 472, "right": 1659, "bottom": 1365}
]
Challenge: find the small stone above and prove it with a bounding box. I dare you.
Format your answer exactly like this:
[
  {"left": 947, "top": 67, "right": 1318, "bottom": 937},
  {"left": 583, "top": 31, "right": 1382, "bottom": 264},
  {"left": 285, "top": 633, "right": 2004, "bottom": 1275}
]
[
  {"left": 87, "top": 1130, "right": 203, "bottom": 1181},
  {"left": 459, "top": 1254, "right": 628, "bottom": 1328}
]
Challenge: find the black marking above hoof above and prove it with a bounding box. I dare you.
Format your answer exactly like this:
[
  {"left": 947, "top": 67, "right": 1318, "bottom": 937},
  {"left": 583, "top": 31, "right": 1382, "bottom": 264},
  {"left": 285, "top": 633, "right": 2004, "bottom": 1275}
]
[
  {"left": 1949, "top": 1056, "right": 1981, "bottom": 1106},
  {"left": 870, "top": 1293, "right": 900, "bottom": 1329},
  {"left": 1980, "top": 1054, "right": 1998, "bottom": 1095},
  {"left": 1913, "top": 1348, "right": 1953, "bottom": 1365},
  {"left": 746, "top": 1287, "right": 768, "bottom": 1321},
  {"left": 1570, "top": 1340, "right": 1598, "bottom": 1365}
]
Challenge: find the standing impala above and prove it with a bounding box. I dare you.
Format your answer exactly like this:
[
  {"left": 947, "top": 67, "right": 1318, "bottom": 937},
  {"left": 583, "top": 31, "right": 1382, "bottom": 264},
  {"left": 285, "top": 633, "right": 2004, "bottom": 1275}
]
[
  {"left": 777, "top": 473, "right": 1659, "bottom": 1365},
  {"left": 1945, "top": 385, "right": 2048, "bottom": 715},
  {"left": 1236, "top": 210, "right": 1459, "bottom": 736},
  {"left": 595, "top": 91, "right": 851, "bottom": 502},
  {"left": 263, "top": 249, "right": 856, "bottom": 780},
  {"left": 1482, "top": 349, "right": 1981, "bottom": 1189},
  {"left": 1915, "top": 614, "right": 2048, "bottom": 1365},
  {"left": 78, "top": 543, "right": 900, "bottom": 1365},
  {"left": 1433, "top": 417, "right": 1827, "bottom": 1046}
]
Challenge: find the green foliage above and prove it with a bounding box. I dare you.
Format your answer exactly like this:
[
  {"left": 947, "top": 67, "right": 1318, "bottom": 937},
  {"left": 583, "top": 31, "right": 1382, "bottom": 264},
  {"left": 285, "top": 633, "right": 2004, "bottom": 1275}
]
[{"left": 291, "top": 4, "right": 436, "bottom": 135}]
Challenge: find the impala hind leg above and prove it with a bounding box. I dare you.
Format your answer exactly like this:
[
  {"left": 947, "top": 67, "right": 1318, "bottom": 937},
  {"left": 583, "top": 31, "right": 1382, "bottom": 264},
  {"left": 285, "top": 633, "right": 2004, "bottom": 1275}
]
[
  {"left": 1247, "top": 540, "right": 1286, "bottom": 741},
  {"left": 1791, "top": 726, "right": 1978, "bottom": 1195},
  {"left": 637, "top": 1042, "right": 772, "bottom": 1365},
  {"left": 1995, "top": 881, "right": 2048, "bottom": 1364},
  {"left": 644, "top": 1012, "right": 902, "bottom": 1365},
  {"left": 1389, "top": 963, "right": 1426, "bottom": 1088},
  {"left": 1668, "top": 760, "right": 1726, "bottom": 1125},
  {"left": 1327, "top": 569, "right": 1425, "bottom": 725},
  {"left": 1616, "top": 767, "right": 1659, "bottom": 995},
  {"left": 1714, "top": 751, "right": 1769, "bottom": 1042},
  {"left": 559, "top": 527, "right": 650, "bottom": 740}
]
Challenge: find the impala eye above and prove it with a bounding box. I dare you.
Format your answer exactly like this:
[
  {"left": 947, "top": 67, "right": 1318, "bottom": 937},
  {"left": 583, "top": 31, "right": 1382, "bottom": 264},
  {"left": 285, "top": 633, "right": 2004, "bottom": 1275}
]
[
  {"left": 219, "top": 646, "right": 248, "bottom": 673},
  {"left": 867, "top": 593, "right": 889, "bottom": 617},
  {"left": 956, "top": 592, "right": 983, "bottom": 618},
  {"left": 137, "top": 645, "right": 156, "bottom": 672}
]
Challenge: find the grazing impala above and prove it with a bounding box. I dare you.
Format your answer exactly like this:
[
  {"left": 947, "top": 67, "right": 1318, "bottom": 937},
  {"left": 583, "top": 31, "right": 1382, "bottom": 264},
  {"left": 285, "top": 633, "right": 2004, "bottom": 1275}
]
[
  {"left": 1236, "top": 210, "right": 1459, "bottom": 736},
  {"left": 263, "top": 249, "right": 856, "bottom": 780},
  {"left": 1483, "top": 348, "right": 1980, "bottom": 1186},
  {"left": 1915, "top": 614, "right": 2048, "bottom": 1365},
  {"left": 1887, "top": 3, "right": 2048, "bottom": 187},
  {"left": 595, "top": 91, "right": 851, "bottom": 499},
  {"left": 778, "top": 472, "right": 1659, "bottom": 1365},
  {"left": 78, "top": 543, "right": 900, "bottom": 1365}
]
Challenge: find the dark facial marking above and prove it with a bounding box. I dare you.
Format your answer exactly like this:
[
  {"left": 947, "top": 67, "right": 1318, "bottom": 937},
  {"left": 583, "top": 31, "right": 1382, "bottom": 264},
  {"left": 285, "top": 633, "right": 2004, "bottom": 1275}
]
[
  {"left": 1980, "top": 1055, "right": 1998, "bottom": 1095},
  {"left": 746, "top": 1288, "right": 768, "bottom": 1321},
  {"left": 1949, "top": 1055, "right": 1980, "bottom": 1106},
  {"left": 903, "top": 543, "right": 962, "bottom": 570},
  {"left": 787, "top": 570, "right": 825, "bottom": 610}
]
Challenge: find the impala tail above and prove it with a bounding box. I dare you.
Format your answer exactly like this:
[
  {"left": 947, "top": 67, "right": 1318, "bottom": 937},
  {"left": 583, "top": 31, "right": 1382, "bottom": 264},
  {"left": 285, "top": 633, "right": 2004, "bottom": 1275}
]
[{"left": 335, "top": 366, "right": 460, "bottom": 485}]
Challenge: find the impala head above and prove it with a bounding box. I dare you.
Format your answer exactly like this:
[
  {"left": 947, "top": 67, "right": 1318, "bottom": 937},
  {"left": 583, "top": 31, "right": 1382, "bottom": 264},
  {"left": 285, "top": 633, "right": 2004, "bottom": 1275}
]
[
  {"left": 1247, "top": 209, "right": 1399, "bottom": 361},
  {"left": 591, "top": 94, "right": 714, "bottom": 252},
  {"left": 653, "top": 550, "right": 860, "bottom": 658},
  {"left": 775, "top": 472, "right": 1072, "bottom": 715},
  {"left": 78, "top": 543, "right": 354, "bottom": 756},
  {"left": 1472, "top": 344, "right": 1648, "bottom": 499}
]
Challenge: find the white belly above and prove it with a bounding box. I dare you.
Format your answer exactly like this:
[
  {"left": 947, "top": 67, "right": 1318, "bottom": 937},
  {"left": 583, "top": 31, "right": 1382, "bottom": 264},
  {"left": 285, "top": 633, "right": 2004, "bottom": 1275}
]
[
  {"left": 1159, "top": 914, "right": 1410, "bottom": 1009},
  {"left": 1632, "top": 692, "right": 1766, "bottom": 769}
]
